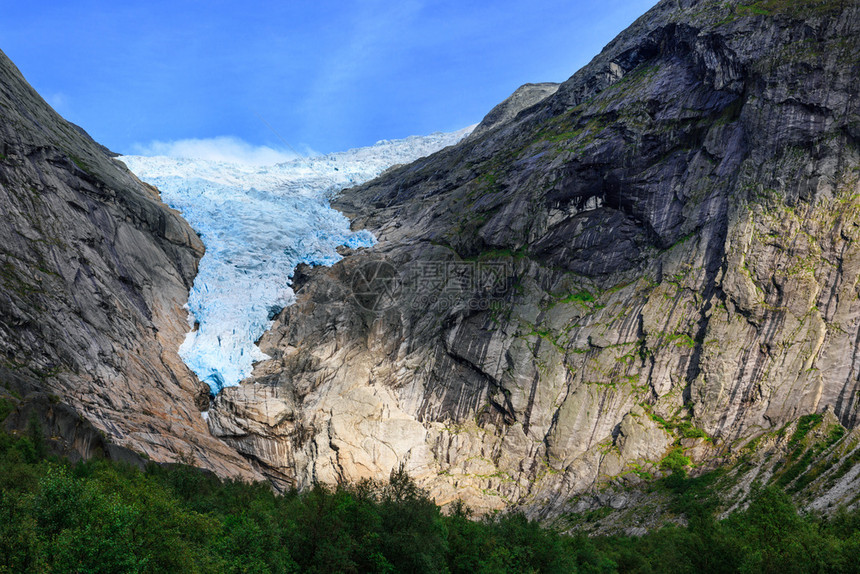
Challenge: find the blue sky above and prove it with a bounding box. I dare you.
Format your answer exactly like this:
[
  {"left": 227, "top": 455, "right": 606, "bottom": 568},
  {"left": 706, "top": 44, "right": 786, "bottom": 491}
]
[{"left": 1, "top": 0, "right": 656, "bottom": 157}]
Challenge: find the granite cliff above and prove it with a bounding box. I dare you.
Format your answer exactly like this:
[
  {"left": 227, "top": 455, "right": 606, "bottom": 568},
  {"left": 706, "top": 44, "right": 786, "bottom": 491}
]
[
  {"left": 2, "top": 0, "right": 860, "bottom": 523},
  {"left": 0, "top": 49, "right": 259, "bottom": 480},
  {"left": 206, "top": 0, "right": 860, "bottom": 515}
]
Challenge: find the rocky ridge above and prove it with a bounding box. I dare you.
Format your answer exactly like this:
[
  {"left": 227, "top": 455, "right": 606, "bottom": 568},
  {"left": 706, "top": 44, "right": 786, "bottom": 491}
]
[
  {"left": 208, "top": 0, "right": 860, "bottom": 515},
  {"left": 468, "top": 82, "right": 560, "bottom": 138}
]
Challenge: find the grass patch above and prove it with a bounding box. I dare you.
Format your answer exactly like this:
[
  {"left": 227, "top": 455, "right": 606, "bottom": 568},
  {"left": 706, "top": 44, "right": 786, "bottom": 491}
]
[
  {"left": 775, "top": 449, "right": 816, "bottom": 488},
  {"left": 787, "top": 414, "right": 822, "bottom": 452},
  {"left": 551, "top": 290, "right": 596, "bottom": 307},
  {"left": 660, "top": 448, "right": 692, "bottom": 477},
  {"left": 0, "top": 397, "right": 14, "bottom": 421}
]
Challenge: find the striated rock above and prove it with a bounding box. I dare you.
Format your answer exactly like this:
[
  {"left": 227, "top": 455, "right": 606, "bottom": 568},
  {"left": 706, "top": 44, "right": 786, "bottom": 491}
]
[
  {"left": 0, "top": 49, "right": 259, "bottom": 480},
  {"left": 207, "top": 0, "right": 860, "bottom": 515},
  {"left": 599, "top": 406, "right": 674, "bottom": 479}
]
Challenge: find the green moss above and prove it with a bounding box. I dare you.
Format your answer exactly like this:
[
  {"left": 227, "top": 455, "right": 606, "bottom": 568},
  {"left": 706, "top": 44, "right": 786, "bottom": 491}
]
[
  {"left": 676, "top": 420, "right": 710, "bottom": 441},
  {"left": 530, "top": 327, "right": 566, "bottom": 354},
  {"left": 739, "top": 3, "right": 772, "bottom": 15},
  {"left": 556, "top": 290, "right": 596, "bottom": 306},
  {"left": 644, "top": 405, "right": 714, "bottom": 445},
  {"left": 532, "top": 114, "right": 613, "bottom": 152},
  {"left": 627, "top": 463, "right": 654, "bottom": 481},
  {"left": 1, "top": 261, "right": 44, "bottom": 298},
  {"left": 648, "top": 412, "right": 670, "bottom": 429},
  {"left": 477, "top": 172, "right": 497, "bottom": 186},
  {"left": 569, "top": 290, "right": 595, "bottom": 303},
  {"left": 544, "top": 130, "right": 582, "bottom": 143},
  {"left": 742, "top": 435, "right": 762, "bottom": 454},
  {"left": 739, "top": 0, "right": 844, "bottom": 17},
  {"left": 718, "top": 0, "right": 845, "bottom": 24}
]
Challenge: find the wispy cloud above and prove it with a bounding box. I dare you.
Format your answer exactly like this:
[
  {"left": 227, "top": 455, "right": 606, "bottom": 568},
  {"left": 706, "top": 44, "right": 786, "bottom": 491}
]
[
  {"left": 131, "top": 136, "right": 298, "bottom": 165},
  {"left": 300, "top": 0, "right": 425, "bottom": 136},
  {"left": 46, "top": 92, "right": 69, "bottom": 114}
]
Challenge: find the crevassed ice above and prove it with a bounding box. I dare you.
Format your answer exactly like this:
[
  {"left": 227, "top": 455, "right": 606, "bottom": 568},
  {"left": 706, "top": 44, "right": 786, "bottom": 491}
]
[{"left": 120, "top": 127, "right": 472, "bottom": 394}]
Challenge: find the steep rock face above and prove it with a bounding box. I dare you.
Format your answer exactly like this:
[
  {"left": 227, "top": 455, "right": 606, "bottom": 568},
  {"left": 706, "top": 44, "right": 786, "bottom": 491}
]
[
  {"left": 0, "top": 50, "right": 258, "bottom": 479},
  {"left": 210, "top": 0, "right": 860, "bottom": 513}
]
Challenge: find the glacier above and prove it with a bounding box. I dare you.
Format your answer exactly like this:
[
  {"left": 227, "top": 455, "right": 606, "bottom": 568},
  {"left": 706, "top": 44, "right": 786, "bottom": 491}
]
[{"left": 120, "top": 127, "right": 473, "bottom": 393}]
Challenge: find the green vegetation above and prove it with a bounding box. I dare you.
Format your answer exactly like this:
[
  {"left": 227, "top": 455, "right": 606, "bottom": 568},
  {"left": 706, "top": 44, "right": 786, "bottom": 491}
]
[
  {"left": 660, "top": 448, "right": 692, "bottom": 477},
  {"left": 665, "top": 332, "right": 697, "bottom": 349},
  {"left": 770, "top": 416, "right": 852, "bottom": 495},
  {"left": 644, "top": 405, "right": 714, "bottom": 447},
  {"left": 787, "top": 414, "right": 822, "bottom": 451},
  {"left": 827, "top": 425, "right": 847, "bottom": 446},
  {"left": 736, "top": 0, "right": 845, "bottom": 17},
  {"left": 0, "top": 424, "right": 601, "bottom": 573},
  {"left": 573, "top": 470, "right": 860, "bottom": 574},
  {"left": 608, "top": 479, "right": 860, "bottom": 574},
  {"left": 715, "top": 0, "right": 845, "bottom": 24},
  {"left": 2, "top": 421, "right": 860, "bottom": 573},
  {"left": 465, "top": 246, "right": 529, "bottom": 262},
  {"left": 827, "top": 446, "right": 860, "bottom": 488},
  {"left": 546, "top": 288, "right": 600, "bottom": 310},
  {"left": 0, "top": 398, "right": 13, "bottom": 421},
  {"left": 68, "top": 154, "right": 94, "bottom": 176},
  {"left": 567, "top": 290, "right": 596, "bottom": 304}
]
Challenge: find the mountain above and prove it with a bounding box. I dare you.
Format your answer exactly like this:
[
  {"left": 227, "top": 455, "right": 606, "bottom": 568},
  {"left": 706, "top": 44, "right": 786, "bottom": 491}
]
[
  {"left": 0, "top": 43, "right": 474, "bottom": 486},
  {"left": 0, "top": 49, "right": 258, "bottom": 478},
  {"left": 2, "top": 0, "right": 860, "bottom": 528},
  {"left": 203, "top": 0, "right": 860, "bottom": 518}
]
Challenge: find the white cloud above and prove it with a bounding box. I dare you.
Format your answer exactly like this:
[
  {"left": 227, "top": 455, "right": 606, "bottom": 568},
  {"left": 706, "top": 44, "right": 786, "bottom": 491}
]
[{"left": 131, "top": 136, "right": 299, "bottom": 166}]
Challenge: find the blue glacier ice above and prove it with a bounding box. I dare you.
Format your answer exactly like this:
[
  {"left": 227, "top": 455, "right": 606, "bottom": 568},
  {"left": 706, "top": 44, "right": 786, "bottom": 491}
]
[{"left": 120, "top": 127, "right": 472, "bottom": 393}]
